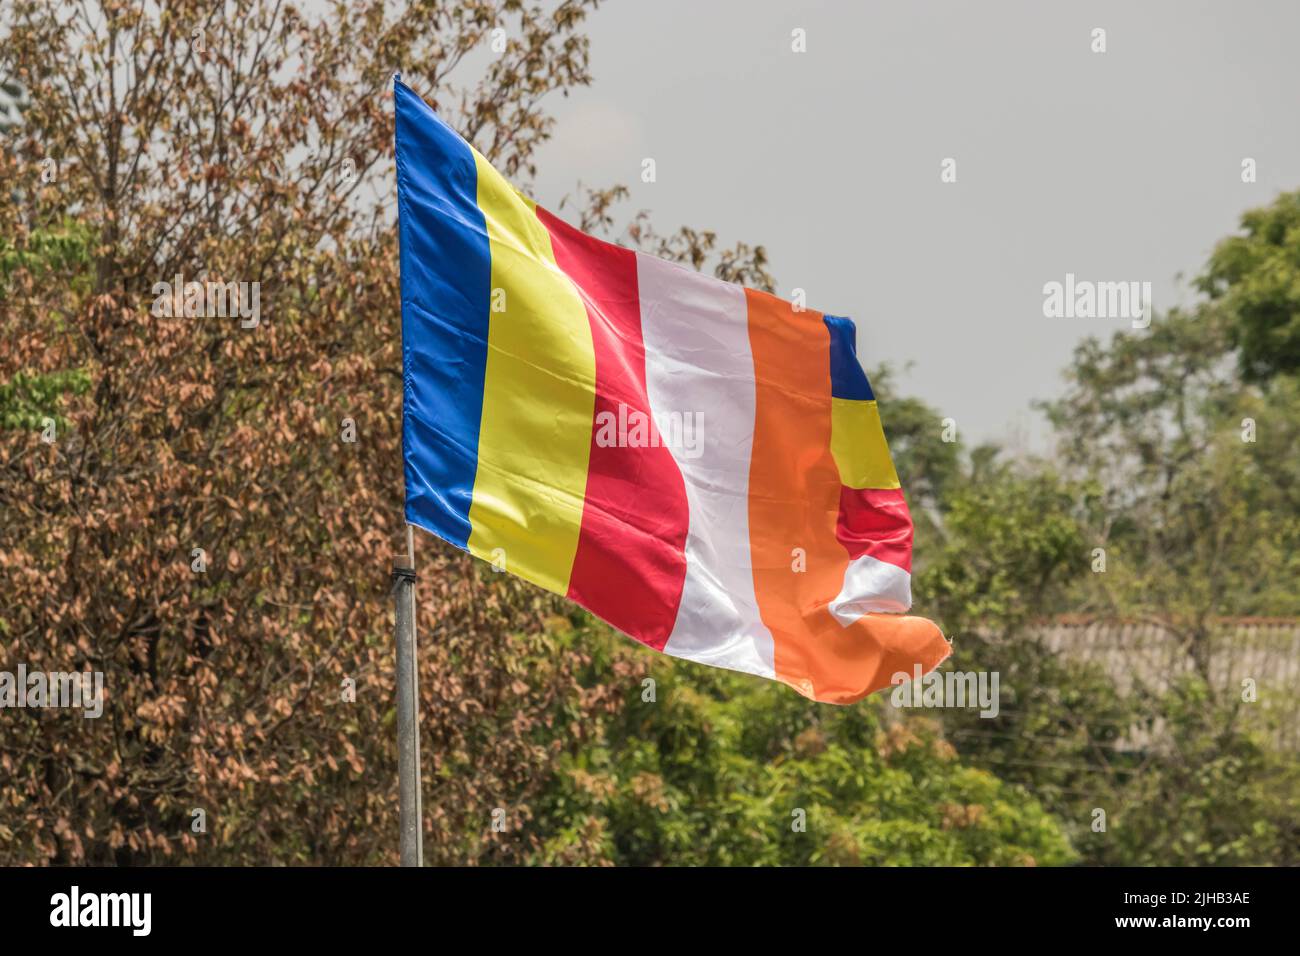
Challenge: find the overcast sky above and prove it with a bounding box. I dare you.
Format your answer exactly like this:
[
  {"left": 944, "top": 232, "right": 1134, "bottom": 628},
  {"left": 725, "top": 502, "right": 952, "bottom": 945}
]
[{"left": 526, "top": 0, "right": 1300, "bottom": 451}]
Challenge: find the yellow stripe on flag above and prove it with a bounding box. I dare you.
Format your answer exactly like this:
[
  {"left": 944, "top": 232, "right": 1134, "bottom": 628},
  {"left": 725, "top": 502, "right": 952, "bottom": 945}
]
[
  {"left": 829, "top": 398, "right": 900, "bottom": 490},
  {"left": 466, "top": 153, "right": 595, "bottom": 594}
]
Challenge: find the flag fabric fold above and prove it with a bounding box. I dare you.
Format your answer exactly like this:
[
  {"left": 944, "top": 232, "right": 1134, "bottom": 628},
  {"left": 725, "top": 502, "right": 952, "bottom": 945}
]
[{"left": 394, "top": 78, "right": 949, "bottom": 703}]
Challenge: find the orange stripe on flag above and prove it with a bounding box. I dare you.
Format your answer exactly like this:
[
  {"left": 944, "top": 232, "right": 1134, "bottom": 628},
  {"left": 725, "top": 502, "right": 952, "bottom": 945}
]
[{"left": 744, "top": 289, "right": 950, "bottom": 704}]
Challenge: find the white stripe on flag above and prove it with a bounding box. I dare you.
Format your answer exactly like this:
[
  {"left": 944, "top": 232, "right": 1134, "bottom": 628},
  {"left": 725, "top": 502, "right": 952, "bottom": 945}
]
[
  {"left": 827, "top": 553, "right": 913, "bottom": 626},
  {"left": 637, "top": 254, "right": 776, "bottom": 680}
]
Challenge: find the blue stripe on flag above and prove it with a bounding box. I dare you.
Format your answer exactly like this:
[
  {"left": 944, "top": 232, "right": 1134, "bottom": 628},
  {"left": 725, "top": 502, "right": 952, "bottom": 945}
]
[
  {"left": 823, "top": 315, "right": 875, "bottom": 401},
  {"left": 395, "top": 80, "right": 491, "bottom": 548}
]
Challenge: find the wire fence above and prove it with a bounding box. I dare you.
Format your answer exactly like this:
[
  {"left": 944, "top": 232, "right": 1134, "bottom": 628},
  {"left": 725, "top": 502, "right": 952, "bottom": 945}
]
[{"left": 1032, "top": 617, "right": 1300, "bottom": 750}]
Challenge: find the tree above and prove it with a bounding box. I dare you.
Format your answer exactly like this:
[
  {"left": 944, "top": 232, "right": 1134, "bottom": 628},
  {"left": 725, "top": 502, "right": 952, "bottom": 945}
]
[
  {"left": 925, "top": 202, "right": 1300, "bottom": 863},
  {"left": 0, "top": 77, "right": 27, "bottom": 130},
  {"left": 1198, "top": 189, "right": 1300, "bottom": 382},
  {"left": 526, "top": 617, "right": 1075, "bottom": 866},
  {"left": 0, "top": 0, "right": 625, "bottom": 865}
]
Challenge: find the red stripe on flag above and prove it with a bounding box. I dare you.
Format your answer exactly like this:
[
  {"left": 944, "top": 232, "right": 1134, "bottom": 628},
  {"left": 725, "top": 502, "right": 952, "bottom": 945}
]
[
  {"left": 835, "top": 486, "right": 913, "bottom": 573},
  {"left": 535, "top": 206, "right": 688, "bottom": 650}
]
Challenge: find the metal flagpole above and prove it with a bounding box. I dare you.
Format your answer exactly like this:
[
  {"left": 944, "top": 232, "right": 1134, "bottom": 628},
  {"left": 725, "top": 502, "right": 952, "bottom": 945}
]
[
  {"left": 392, "top": 523, "right": 424, "bottom": 866},
  {"left": 391, "top": 71, "right": 421, "bottom": 865}
]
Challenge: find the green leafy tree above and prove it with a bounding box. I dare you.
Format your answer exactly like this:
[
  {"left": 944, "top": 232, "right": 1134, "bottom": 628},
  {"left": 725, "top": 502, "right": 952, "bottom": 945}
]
[
  {"left": 1198, "top": 189, "right": 1300, "bottom": 382},
  {"left": 0, "top": 221, "right": 94, "bottom": 429},
  {"left": 526, "top": 618, "right": 1076, "bottom": 867},
  {"left": 931, "top": 192, "right": 1300, "bottom": 864}
]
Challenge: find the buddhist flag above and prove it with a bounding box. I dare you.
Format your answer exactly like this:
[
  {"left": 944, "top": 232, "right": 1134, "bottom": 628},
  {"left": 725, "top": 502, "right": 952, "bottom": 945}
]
[{"left": 394, "top": 78, "right": 949, "bottom": 704}]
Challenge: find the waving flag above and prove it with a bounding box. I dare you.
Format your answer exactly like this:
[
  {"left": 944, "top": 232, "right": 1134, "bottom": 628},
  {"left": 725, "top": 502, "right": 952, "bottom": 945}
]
[{"left": 394, "top": 78, "right": 949, "bottom": 703}]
